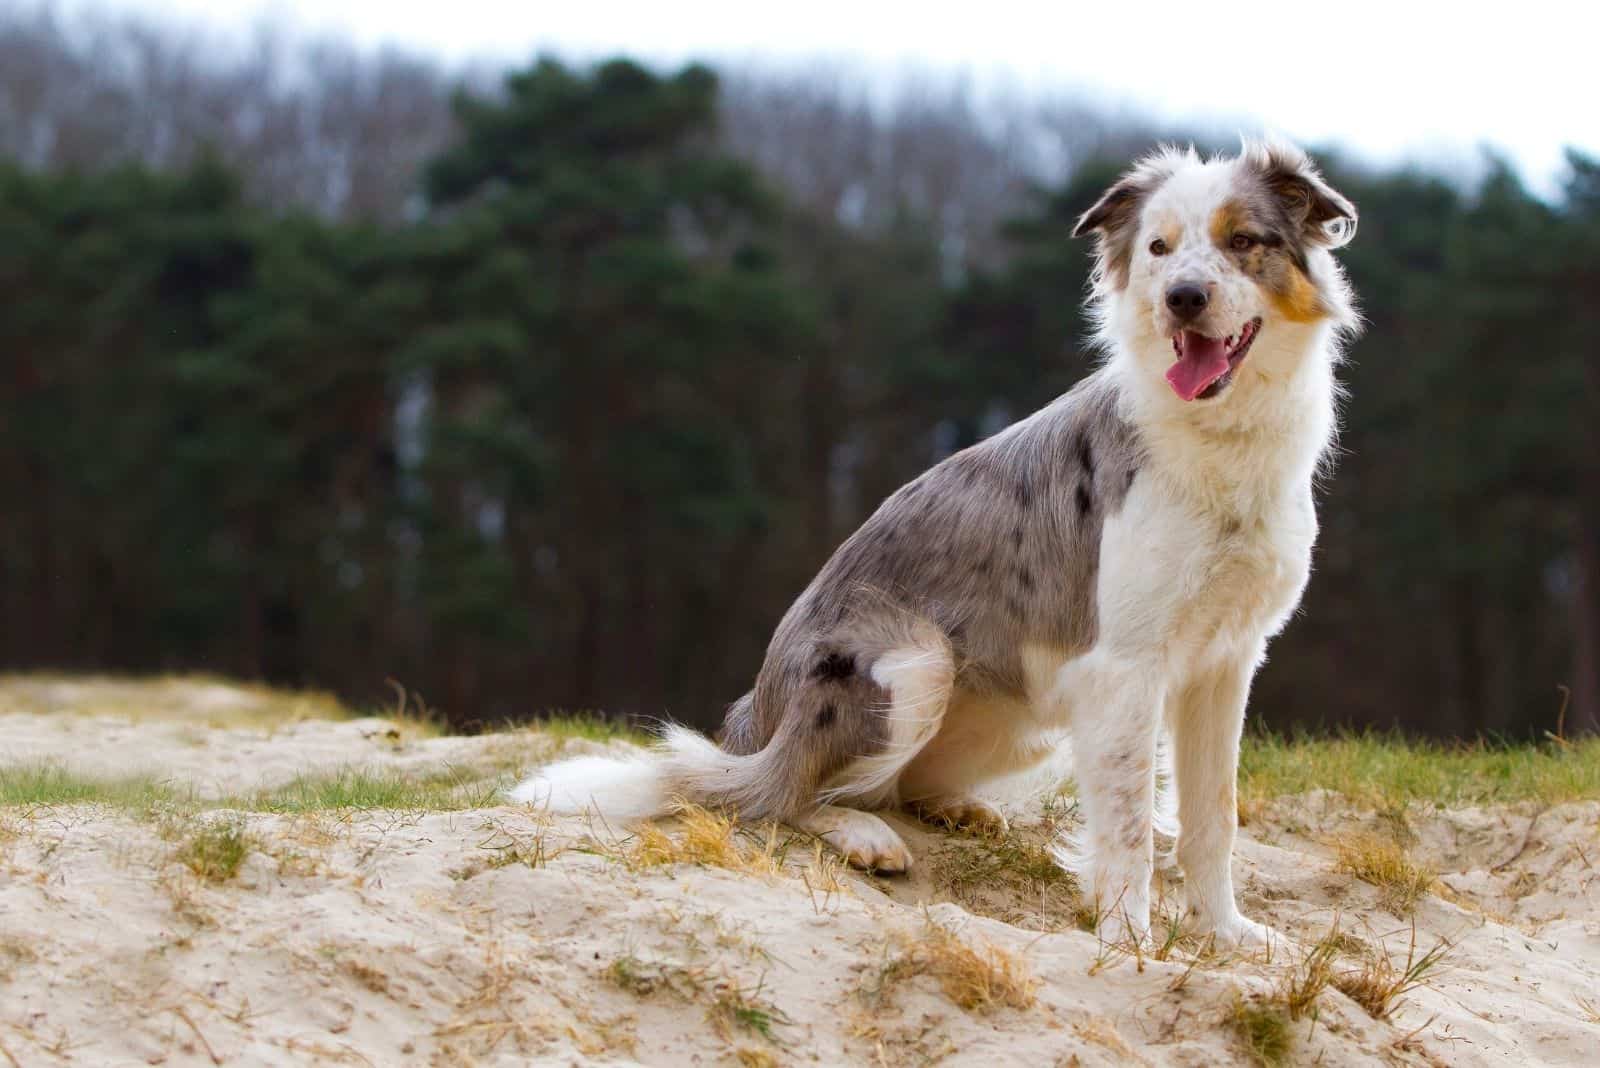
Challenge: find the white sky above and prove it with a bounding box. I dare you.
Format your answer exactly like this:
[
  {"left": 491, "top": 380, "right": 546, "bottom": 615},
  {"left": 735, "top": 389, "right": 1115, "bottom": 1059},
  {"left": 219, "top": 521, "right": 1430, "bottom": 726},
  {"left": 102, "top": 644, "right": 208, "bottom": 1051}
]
[{"left": 101, "top": 0, "right": 1599, "bottom": 196}]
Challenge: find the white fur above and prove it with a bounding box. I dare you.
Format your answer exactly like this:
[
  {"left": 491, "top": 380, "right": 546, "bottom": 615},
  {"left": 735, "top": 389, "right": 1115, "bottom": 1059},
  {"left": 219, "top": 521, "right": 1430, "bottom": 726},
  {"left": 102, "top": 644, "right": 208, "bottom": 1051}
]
[
  {"left": 510, "top": 723, "right": 764, "bottom": 821},
  {"left": 506, "top": 753, "right": 668, "bottom": 821},
  {"left": 816, "top": 636, "right": 955, "bottom": 807}
]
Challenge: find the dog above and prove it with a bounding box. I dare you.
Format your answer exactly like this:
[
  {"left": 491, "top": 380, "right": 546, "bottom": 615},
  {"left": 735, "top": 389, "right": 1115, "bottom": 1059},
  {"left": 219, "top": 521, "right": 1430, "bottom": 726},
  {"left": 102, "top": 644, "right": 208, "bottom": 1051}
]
[{"left": 513, "top": 138, "right": 1359, "bottom": 948}]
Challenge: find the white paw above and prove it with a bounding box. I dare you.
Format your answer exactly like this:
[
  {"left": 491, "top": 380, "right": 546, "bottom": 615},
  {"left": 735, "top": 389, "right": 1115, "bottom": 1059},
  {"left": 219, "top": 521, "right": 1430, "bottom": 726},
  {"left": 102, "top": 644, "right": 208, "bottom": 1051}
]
[
  {"left": 1093, "top": 901, "right": 1152, "bottom": 946},
  {"left": 1206, "top": 914, "right": 1280, "bottom": 954},
  {"left": 811, "top": 810, "right": 913, "bottom": 873}
]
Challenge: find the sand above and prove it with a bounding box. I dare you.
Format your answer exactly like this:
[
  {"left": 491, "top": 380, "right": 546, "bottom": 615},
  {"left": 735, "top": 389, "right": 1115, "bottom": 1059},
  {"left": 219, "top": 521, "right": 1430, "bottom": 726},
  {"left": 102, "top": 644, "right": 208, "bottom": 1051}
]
[{"left": 2, "top": 679, "right": 1598, "bottom": 1066}]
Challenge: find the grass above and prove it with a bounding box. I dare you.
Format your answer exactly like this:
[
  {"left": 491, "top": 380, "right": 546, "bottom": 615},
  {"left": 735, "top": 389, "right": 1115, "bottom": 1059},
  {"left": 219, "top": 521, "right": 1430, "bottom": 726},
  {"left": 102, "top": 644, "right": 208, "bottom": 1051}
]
[
  {"left": 1230, "top": 994, "right": 1292, "bottom": 1067},
  {"left": 530, "top": 711, "right": 654, "bottom": 748},
  {"left": 1239, "top": 730, "right": 1600, "bottom": 808},
  {"left": 0, "top": 762, "right": 508, "bottom": 813},
  {"left": 934, "top": 834, "right": 1077, "bottom": 901},
  {"left": 1226, "top": 920, "right": 1445, "bottom": 1065},
  {"left": 591, "top": 802, "right": 789, "bottom": 878},
  {"left": 1333, "top": 833, "right": 1437, "bottom": 915},
  {"left": 174, "top": 815, "right": 255, "bottom": 881},
  {"left": 707, "top": 978, "right": 792, "bottom": 1045},
  {"left": 249, "top": 767, "right": 503, "bottom": 812},
  {"left": 603, "top": 953, "right": 790, "bottom": 1052},
  {"left": 861, "top": 915, "right": 1037, "bottom": 1015},
  {"left": 1281, "top": 927, "right": 1341, "bottom": 1022},
  {"left": 1331, "top": 926, "right": 1452, "bottom": 1020},
  {"left": 0, "top": 764, "right": 181, "bottom": 809},
  {"left": 474, "top": 819, "right": 558, "bottom": 871}
]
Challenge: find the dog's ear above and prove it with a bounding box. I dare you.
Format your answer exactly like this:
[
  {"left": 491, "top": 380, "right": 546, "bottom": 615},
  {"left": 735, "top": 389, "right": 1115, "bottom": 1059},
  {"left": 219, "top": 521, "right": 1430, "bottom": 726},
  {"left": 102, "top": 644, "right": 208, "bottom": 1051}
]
[
  {"left": 1072, "top": 177, "right": 1146, "bottom": 240},
  {"left": 1245, "top": 139, "right": 1357, "bottom": 249},
  {"left": 1071, "top": 148, "right": 1192, "bottom": 288}
]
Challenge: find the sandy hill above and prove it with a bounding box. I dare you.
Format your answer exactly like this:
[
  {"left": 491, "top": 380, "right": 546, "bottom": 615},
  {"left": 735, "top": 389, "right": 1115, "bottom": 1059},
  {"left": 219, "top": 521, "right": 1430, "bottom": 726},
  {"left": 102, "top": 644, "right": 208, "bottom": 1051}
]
[{"left": 1, "top": 677, "right": 1598, "bottom": 1066}]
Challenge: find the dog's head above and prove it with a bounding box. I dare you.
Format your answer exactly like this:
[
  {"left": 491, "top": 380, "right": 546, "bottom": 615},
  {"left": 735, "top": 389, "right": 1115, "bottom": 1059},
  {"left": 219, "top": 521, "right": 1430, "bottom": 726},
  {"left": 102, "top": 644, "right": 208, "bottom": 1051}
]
[{"left": 1073, "top": 140, "right": 1358, "bottom": 403}]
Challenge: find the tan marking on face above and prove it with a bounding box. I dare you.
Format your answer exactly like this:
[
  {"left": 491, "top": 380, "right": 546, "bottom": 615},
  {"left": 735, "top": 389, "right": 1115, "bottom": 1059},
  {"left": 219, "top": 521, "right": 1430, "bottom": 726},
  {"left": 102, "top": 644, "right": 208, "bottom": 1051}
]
[
  {"left": 1208, "top": 203, "right": 1246, "bottom": 246},
  {"left": 1212, "top": 199, "right": 1325, "bottom": 324},
  {"left": 1270, "top": 266, "right": 1324, "bottom": 322}
]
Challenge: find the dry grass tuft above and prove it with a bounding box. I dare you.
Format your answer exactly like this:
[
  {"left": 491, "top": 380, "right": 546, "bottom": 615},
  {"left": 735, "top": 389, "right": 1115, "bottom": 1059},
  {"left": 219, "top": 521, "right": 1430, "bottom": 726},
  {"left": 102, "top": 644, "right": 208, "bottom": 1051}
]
[
  {"left": 929, "top": 831, "right": 1083, "bottom": 933},
  {"left": 174, "top": 815, "right": 255, "bottom": 882},
  {"left": 596, "top": 802, "right": 787, "bottom": 878},
  {"left": 1230, "top": 993, "right": 1292, "bottom": 1067},
  {"left": 1281, "top": 925, "right": 1342, "bottom": 1021},
  {"left": 934, "top": 834, "right": 1075, "bottom": 900},
  {"left": 159, "top": 871, "right": 218, "bottom": 931},
  {"left": 1331, "top": 926, "right": 1452, "bottom": 1020},
  {"left": 862, "top": 915, "right": 1036, "bottom": 1015},
  {"left": 1226, "top": 925, "right": 1375, "bottom": 1066},
  {"left": 1333, "top": 833, "right": 1436, "bottom": 915},
  {"left": 604, "top": 954, "right": 705, "bottom": 999},
  {"left": 602, "top": 953, "right": 788, "bottom": 1052},
  {"left": 799, "top": 841, "right": 849, "bottom": 913},
  {"left": 706, "top": 977, "right": 792, "bottom": 1046},
  {"left": 452, "top": 817, "right": 561, "bottom": 879}
]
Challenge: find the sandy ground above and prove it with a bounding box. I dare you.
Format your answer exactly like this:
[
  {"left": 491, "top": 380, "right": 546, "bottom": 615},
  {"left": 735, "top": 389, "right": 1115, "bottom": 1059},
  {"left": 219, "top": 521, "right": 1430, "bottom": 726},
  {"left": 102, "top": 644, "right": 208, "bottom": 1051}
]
[{"left": 2, "top": 680, "right": 1599, "bottom": 1066}]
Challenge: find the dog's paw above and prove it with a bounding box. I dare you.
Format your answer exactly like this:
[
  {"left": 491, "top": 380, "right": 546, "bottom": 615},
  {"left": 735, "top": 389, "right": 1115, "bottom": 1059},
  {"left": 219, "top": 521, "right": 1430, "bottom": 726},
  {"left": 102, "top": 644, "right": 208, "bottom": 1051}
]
[
  {"left": 804, "top": 808, "right": 914, "bottom": 874},
  {"left": 910, "top": 796, "right": 1008, "bottom": 836},
  {"left": 1094, "top": 909, "right": 1153, "bottom": 948},
  {"left": 1206, "top": 915, "right": 1280, "bottom": 955}
]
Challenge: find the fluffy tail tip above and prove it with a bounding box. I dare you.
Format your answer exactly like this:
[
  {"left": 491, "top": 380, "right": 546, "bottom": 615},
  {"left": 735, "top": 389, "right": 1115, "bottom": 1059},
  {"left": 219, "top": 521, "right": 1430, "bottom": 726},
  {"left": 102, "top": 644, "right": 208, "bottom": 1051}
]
[{"left": 506, "top": 753, "right": 669, "bottom": 821}]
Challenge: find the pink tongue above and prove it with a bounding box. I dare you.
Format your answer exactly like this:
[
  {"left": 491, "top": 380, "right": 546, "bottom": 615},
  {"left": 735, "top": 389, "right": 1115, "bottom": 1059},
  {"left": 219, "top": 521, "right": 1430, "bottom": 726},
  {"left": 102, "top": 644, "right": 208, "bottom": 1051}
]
[{"left": 1166, "top": 332, "right": 1230, "bottom": 401}]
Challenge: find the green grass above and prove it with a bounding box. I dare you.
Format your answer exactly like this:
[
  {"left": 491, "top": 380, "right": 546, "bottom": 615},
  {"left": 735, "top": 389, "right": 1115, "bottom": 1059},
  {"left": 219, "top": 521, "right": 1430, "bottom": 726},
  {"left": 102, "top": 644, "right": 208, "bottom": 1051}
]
[
  {"left": 0, "top": 764, "right": 183, "bottom": 809},
  {"left": 247, "top": 767, "right": 504, "bottom": 812},
  {"left": 174, "top": 816, "right": 255, "bottom": 881},
  {"left": 7, "top": 731, "right": 1598, "bottom": 818},
  {"left": 1239, "top": 731, "right": 1600, "bottom": 808},
  {"left": 0, "top": 762, "right": 507, "bottom": 813},
  {"left": 529, "top": 712, "right": 654, "bottom": 747},
  {"left": 1230, "top": 994, "right": 1292, "bottom": 1066}
]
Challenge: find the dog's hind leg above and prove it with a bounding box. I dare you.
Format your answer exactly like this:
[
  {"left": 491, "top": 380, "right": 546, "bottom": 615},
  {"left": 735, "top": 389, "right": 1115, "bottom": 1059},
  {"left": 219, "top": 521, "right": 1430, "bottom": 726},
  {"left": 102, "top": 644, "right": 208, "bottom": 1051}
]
[
  {"left": 814, "top": 624, "right": 955, "bottom": 810},
  {"left": 802, "top": 619, "right": 955, "bottom": 871},
  {"left": 896, "top": 697, "right": 1061, "bottom": 836}
]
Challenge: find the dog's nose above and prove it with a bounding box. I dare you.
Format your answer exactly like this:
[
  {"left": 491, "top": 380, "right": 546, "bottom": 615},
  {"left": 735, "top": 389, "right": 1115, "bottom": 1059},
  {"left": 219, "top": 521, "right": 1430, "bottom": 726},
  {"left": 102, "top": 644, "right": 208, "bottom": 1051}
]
[{"left": 1165, "top": 283, "right": 1209, "bottom": 322}]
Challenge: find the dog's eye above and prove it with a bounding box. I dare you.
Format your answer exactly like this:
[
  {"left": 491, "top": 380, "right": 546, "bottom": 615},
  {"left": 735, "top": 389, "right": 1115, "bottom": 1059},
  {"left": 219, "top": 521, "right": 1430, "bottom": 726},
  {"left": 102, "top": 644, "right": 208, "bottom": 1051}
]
[
  {"left": 1230, "top": 233, "right": 1257, "bottom": 251},
  {"left": 1148, "top": 238, "right": 1169, "bottom": 256}
]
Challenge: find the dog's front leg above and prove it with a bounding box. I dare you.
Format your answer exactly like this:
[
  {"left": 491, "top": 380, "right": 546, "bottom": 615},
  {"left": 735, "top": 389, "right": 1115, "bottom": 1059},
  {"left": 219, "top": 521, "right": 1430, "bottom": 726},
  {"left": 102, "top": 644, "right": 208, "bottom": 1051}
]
[
  {"left": 1063, "top": 654, "right": 1163, "bottom": 944},
  {"left": 1169, "top": 643, "right": 1276, "bottom": 952}
]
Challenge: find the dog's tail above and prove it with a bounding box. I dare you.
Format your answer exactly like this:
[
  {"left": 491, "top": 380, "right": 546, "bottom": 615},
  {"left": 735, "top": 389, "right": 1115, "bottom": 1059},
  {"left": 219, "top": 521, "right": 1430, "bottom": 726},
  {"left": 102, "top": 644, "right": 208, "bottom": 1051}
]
[{"left": 507, "top": 718, "right": 806, "bottom": 822}]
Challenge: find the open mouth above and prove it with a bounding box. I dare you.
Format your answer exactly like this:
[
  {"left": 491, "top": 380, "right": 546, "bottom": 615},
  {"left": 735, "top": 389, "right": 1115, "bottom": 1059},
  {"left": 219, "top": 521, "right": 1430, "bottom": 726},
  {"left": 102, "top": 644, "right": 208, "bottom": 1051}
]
[{"left": 1166, "top": 317, "right": 1262, "bottom": 401}]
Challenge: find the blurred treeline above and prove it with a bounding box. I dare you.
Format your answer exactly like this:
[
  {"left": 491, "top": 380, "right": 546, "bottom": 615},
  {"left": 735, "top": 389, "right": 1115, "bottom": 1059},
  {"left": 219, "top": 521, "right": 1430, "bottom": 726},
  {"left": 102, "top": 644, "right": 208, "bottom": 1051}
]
[{"left": 2, "top": 9, "right": 1596, "bottom": 736}]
